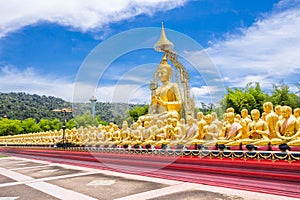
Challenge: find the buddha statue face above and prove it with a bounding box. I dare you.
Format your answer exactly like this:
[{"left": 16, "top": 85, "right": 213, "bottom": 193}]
[
  {"left": 158, "top": 67, "right": 171, "bottom": 82},
  {"left": 113, "top": 125, "right": 118, "bottom": 131},
  {"left": 157, "top": 120, "right": 163, "bottom": 128},
  {"left": 197, "top": 112, "right": 204, "bottom": 120},
  {"left": 187, "top": 116, "right": 194, "bottom": 125},
  {"left": 260, "top": 112, "right": 265, "bottom": 119},
  {"left": 227, "top": 112, "right": 235, "bottom": 123},
  {"left": 122, "top": 123, "right": 128, "bottom": 130},
  {"left": 157, "top": 56, "right": 172, "bottom": 83},
  {"left": 251, "top": 109, "right": 260, "bottom": 121},
  {"left": 132, "top": 122, "right": 138, "bottom": 129},
  {"left": 205, "top": 114, "right": 212, "bottom": 124},
  {"left": 180, "top": 118, "right": 185, "bottom": 125},
  {"left": 263, "top": 102, "right": 273, "bottom": 113},
  {"left": 136, "top": 119, "right": 142, "bottom": 126},
  {"left": 241, "top": 109, "right": 248, "bottom": 118},
  {"left": 275, "top": 105, "right": 282, "bottom": 116},
  {"left": 294, "top": 108, "right": 300, "bottom": 118},
  {"left": 144, "top": 121, "right": 150, "bottom": 129},
  {"left": 211, "top": 112, "right": 217, "bottom": 121},
  {"left": 226, "top": 107, "right": 235, "bottom": 113},
  {"left": 222, "top": 113, "right": 227, "bottom": 121},
  {"left": 167, "top": 118, "right": 172, "bottom": 125},
  {"left": 281, "top": 106, "right": 291, "bottom": 119},
  {"left": 171, "top": 119, "right": 178, "bottom": 127}
]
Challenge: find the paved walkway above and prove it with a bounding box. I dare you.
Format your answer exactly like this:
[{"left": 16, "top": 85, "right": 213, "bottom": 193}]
[{"left": 0, "top": 156, "right": 298, "bottom": 200}]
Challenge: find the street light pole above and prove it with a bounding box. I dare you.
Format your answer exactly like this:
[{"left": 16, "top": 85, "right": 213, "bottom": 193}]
[{"left": 52, "top": 108, "right": 72, "bottom": 148}]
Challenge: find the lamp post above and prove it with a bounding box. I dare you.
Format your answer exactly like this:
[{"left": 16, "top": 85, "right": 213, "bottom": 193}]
[{"left": 52, "top": 108, "right": 72, "bottom": 148}]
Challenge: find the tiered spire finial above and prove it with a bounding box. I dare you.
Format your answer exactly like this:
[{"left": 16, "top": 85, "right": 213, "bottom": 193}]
[{"left": 154, "top": 22, "right": 174, "bottom": 52}]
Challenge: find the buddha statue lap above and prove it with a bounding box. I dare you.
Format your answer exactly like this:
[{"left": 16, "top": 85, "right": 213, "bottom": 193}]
[
  {"left": 217, "top": 112, "right": 243, "bottom": 148},
  {"left": 241, "top": 109, "right": 270, "bottom": 148}
]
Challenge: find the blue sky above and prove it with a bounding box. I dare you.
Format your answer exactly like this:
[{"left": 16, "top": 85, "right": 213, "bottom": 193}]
[{"left": 1, "top": 0, "right": 300, "bottom": 107}]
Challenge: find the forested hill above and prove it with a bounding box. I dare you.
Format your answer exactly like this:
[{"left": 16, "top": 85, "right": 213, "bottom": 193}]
[{"left": 0, "top": 92, "right": 142, "bottom": 122}]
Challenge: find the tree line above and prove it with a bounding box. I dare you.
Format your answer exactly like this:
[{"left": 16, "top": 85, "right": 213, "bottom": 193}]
[
  {"left": 0, "top": 92, "right": 142, "bottom": 123},
  {"left": 1, "top": 81, "right": 299, "bottom": 136}
]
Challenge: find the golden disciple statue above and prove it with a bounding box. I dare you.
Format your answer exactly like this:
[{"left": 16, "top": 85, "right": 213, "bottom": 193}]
[
  {"left": 243, "top": 109, "right": 270, "bottom": 147},
  {"left": 271, "top": 106, "right": 300, "bottom": 146},
  {"left": 263, "top": 102, "right": 279, "bottom": 139},
  {"left": 151, "top": 54, "right": 182, "bottom": 115}
]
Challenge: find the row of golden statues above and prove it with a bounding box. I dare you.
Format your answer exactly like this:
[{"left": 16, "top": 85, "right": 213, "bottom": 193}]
[
  {"left": 1, "top": 24, "right": 299, "bottom": 151},
  {"left": 0, "top": 102, "right": 299, "bottom": 150}
]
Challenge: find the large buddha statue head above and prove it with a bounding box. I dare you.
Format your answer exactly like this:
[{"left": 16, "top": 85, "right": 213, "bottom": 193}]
[{"left": 157, "top": 54, "right": 172, "bottom": 83}]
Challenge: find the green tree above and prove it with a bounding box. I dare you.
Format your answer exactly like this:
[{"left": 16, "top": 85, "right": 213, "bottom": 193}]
[
  {"left": 222, "top": 82, "right": 268, "bottom": 114},
  {"left": 75, "top": 112, "right": 99, "bottom": 127},
  {"left": 51, "top": 118, "right": 62, "bottom": 130},
  {"left": 38, "top": 119, "right": 52, "bottom": 131},
  {"left": 271, "top": 82, "right": 298, "bottom": 108},
  {"left": 66, "top": 119, "right": 78, "bottom": 129},
  {"left": 128, "top": 105, "right": 149, "bottom": 122},
  {"left": 0, "top": 118, "right": 23, "bottom": 136},
  {"left": 21, "top": 118, "right": 40, "bottom": 133},
  {"left": 96, "top": 115, "right": 108, "bottom": 126}
]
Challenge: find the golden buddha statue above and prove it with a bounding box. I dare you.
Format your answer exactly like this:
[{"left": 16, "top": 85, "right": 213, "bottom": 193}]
[
  {"left": 226, "top": 107, "right": 235, "bottom": 113},
  {"left": 241, "top": 109, "right": 269, "bottom": 147},
  {"left": 141, "top": 121, "right": 150, "bottom": 140},
  {"left": 294, "top": 108, "right": 300, "bottom": 123},
  {"left": 171, "top": 118, "right": 182, "bottom": 140},
  {"left": 165, "top": 118, "right": 175, "bottom": 140},
  {"left": 119, "top": 121, "right": 132, "bottom": 146},
  {"left": 151, "top": 54, "right": 182, "bottom": 116},
  {"left": 111, "top": 124, "right": 121, "bottom": 145},
  {"left": 195, "top": 112, "right": 207, "bottom": 140},
  {"left": 263, "top": 102, "right": 279, "bottom": 139},
  {"left": 222, "top": 113, "right": 228, "bottom": 126},
  {"left": 211, "top": 112, "right": 223, "bottom": 132},
  {"left": 201, "top": 114, "right": 219, "bottom": 147},
  {"left": 217, "top": 112, "right": 243, "bottom": 147},
  {"left": 240, "top": 109, "right": 252, "bottom": 139},
  {"left": 271, "top": 106, "right": 300, "bottom": 146},
  {"left": 235, "top": 114, "right": 241, "bottom": 123},
  {"left": 153, "top": 119, "right": 167, "bottom": 146},
  {"left": 130, "top": 122, "right": 143, "bottom": 146},
  {"left": 103, "top": 126, "right": 113, "bottom": 146},
  {"left": 261, "top": 112, "right": 267, "bottom": 121},
  {"left": 275, "top": 105, "right": 282, "bottom": 120},
  {"left": 179, "top": 115, "right": 197, "bottom": 146},
  {"left": 141, "top": 121, "right": 157, "bottom": 147}
]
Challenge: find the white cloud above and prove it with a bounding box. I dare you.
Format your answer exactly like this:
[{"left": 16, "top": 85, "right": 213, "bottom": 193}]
[
  {"left": 204, "top": 0, "right": 300, "bottom": 91},
  {"left": 191, "top": 86, "right": 219, "bottom": 97},
  {"left": 0, "top": 65, "right": 152, "bottom": 104},
  {"left": 0, "top": 65, "right": 216, "bottom": 107},
  {"left": 0, "top": 0, "right": 187, "bottom": 37},
  {"left": 0, "top": 65, "right": 74, "bottom": 100},
  {"left": 95, "top": 84, "right": 150, "bottom": 104}
]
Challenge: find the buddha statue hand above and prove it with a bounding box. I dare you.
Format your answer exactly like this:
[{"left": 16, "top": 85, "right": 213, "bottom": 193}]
[
  {"left": 153, "top": 95, "right": 166, "bottom": 106},
  {"left": 247, "top": 130, "right": 255, "bottom": 137},
  {"left": 152, "top": 95, "right": 158, "bottom": 105}
]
